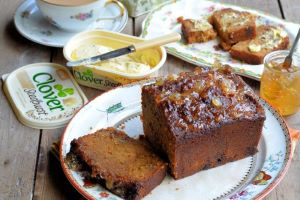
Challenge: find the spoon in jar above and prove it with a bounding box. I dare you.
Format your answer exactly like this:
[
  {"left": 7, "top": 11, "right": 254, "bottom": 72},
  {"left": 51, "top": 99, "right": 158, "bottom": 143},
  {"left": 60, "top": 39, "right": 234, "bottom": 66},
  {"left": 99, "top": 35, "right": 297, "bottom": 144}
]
[{"left": 283, "top": 27, "right": 300, "bottom": 69}]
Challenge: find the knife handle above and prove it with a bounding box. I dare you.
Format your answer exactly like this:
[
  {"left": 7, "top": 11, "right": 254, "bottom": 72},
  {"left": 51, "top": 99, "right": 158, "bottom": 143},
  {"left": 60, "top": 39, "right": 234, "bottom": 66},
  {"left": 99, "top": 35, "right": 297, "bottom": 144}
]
[{"left": 134, "top": 33, "right": 181, "bottom": 51}]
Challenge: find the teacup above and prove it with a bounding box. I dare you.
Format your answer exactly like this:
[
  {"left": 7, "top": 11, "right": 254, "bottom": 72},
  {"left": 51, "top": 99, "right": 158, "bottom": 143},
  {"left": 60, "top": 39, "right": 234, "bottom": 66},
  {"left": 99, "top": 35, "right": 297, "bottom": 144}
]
[{"left": 36, "top": 0, "right": 124, "bottom": 32}]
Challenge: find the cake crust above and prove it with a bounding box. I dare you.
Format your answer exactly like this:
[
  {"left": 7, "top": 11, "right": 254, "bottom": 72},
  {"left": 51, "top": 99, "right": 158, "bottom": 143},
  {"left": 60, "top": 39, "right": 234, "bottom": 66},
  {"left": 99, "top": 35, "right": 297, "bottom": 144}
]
[
  {"left": 181, "top": 19, "right": 217, "bottom": 44},
  {"left": 211, "top": 8, "right": 257, "bottom": 46},
  {"left": 230, "top": 25, "right": 289, "bottom": 64},
  {"left": 142, "top": 66, "right": 266, "bottom": 179},
  {"left": 66, "top": 128, "right": 167, "bottom": 200}
]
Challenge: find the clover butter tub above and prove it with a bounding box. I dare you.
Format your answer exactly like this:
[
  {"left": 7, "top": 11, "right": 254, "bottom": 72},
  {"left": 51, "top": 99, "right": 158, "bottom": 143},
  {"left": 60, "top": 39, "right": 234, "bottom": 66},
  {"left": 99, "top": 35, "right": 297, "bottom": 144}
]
[{"left": 63, "top": 30, "right": 167, "bottom": 90}]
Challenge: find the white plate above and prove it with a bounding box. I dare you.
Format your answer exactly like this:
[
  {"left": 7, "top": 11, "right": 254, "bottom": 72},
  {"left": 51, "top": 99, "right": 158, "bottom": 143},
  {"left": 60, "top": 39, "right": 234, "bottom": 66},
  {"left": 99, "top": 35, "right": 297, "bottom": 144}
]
[
  {"left": 141, "top": 0, "right": 300, "bottom": 80},
  {"left": 14, "top": 0, "right": 128, "bottom": 48},
  {"left": 60, "top": 82, "right": 293, "bottom": 200}
]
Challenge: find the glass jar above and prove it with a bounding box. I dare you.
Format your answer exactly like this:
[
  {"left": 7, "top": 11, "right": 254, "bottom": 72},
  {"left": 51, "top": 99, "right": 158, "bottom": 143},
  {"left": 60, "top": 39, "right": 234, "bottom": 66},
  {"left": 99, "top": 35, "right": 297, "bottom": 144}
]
[{"left": 260, "top": 50, "right": 300, "bottom": 116}]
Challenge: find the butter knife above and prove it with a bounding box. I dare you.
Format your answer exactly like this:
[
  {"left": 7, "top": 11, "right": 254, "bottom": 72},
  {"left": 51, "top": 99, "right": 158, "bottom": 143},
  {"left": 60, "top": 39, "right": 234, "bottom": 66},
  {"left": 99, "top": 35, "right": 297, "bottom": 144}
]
[{"left": 66, "top": 32, "right": 181, "bottom": 67}]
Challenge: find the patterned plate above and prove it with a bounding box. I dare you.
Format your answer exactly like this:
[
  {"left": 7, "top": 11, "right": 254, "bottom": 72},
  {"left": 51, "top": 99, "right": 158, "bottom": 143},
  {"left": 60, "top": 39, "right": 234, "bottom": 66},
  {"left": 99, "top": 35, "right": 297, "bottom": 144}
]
[
  {"left": 14, "top": 0, "right": 128, "bottom": 47},
  {"left": 141, "top": 0, "right": 300, "bottom": 80},
  {"left": 60, "top": 82, "right": 293, "bottom": 200}
]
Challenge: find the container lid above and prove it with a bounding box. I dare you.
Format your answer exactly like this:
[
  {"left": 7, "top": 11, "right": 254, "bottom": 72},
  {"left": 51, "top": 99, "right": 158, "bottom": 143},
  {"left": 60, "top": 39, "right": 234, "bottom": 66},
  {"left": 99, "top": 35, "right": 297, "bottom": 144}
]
[{"left": 3, "top": 63, "right": 88, "bottom": 129}]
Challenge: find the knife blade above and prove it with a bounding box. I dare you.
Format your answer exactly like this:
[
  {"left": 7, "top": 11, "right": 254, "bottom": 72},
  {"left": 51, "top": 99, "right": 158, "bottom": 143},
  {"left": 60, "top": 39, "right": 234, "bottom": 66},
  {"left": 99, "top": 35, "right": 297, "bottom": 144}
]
[{"left": 66, "top": 45, "right": 136, "bottom": 67}]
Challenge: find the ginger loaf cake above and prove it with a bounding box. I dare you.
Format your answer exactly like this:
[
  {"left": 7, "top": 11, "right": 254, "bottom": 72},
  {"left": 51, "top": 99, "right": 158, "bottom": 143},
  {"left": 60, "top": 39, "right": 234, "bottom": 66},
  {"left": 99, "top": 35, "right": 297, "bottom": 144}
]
[
  {"left": 181, "top": 18, "right": 217, "bottom": 44},
  {"left": 65, "top": 127, "right": 167, "bottom": 200},
  {"left": 142, "top": 66, "right": 266, "bottom": 179},
  {"left": 210, "top": 8, "right": 256, "bottom": 47},
  {"left": 230, "top": 25, "right": 289, "bottom": 64}
]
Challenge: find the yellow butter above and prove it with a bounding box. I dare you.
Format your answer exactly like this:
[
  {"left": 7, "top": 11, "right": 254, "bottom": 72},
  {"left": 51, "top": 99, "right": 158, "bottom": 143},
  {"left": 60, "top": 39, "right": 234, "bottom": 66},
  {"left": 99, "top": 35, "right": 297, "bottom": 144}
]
[
  {"left": 71, "top": 44, "right": 151, "bottom": 75},
  {"left": 248, "top": 43, "right": 262, "bottom": 52},
  {"left": 248, "top": 27, "right": 288, "bottom": 52},
  {"left": 190, "top": 19, "right": 212, "bottom": 32}
]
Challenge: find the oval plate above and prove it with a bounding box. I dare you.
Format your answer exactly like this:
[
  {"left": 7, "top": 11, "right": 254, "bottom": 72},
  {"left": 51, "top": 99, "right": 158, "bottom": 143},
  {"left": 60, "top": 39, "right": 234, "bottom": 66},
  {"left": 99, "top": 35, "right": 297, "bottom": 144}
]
[
  {"left": 60, "top": 82, "right": 292, "bottom": 200},
  {"left": 14, "top": 0, "right": 128, "bottom": 48},
  {"left": 141, "top": 0, "right": 300, "bottom": 81}
]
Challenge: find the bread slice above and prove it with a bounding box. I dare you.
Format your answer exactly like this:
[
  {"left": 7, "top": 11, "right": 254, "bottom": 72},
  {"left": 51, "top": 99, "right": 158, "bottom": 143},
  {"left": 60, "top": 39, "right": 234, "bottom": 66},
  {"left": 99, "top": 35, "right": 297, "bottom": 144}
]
[
  {"left": 181, "top": 18, "right": 217, "bottom": 44},
  {"left": 211, "top": 8, "right": 257, "bottom": 46},
  {"left": 66, "top": 127, "right": 167, "bottom": 200},
  {"left": 230, "top": 25, "right": 289, "bottom": 64}
]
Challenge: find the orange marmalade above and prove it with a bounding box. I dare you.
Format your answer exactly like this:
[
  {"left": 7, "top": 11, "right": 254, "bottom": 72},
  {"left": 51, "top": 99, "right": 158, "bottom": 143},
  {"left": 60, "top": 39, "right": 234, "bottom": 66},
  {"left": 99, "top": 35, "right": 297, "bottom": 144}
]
[{"left": 260, "top": 50, "right": 300, "bottom": 116}]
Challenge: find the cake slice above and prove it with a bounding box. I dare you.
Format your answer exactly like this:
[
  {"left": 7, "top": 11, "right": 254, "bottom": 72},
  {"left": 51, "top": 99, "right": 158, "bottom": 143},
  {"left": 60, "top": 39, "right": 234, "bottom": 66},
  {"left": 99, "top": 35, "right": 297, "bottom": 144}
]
[
  {"left": 181, "top": 18, "right": 217, "bottom": 44},
  {"left": 142, "top": 66, "right": 266, "bottom": 179},
  {"left": 230, "top": 25, "right": 290, "bottom": 64},
  {"left": 211, "top": 8, "right": 257, "bottom": 47},
  {"left": 66, "top": 127, "right": 167, "bottom": 200}
]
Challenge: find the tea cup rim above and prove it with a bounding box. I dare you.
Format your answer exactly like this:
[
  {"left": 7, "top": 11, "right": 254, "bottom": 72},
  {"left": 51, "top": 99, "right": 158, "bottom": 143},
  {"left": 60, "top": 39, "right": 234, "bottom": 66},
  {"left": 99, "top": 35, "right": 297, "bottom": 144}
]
[{"left": 38, "top": 0, "right": 99, "bottom": 7}]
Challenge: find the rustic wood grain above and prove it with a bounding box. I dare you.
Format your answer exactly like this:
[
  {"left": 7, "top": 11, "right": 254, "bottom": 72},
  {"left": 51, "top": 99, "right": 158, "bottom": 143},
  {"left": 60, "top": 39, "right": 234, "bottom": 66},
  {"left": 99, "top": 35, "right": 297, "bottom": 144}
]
[
  {"left": 279, "top": 0, "right": 300, "bottom": 24},
  {"left": 0, "top": 0, "right": 52, "bottom": 199},
  {"left": 32, "top": 18, "right": 134, "bottom": 200},
  {"left": 266, "top": 0, "right": 300, "bottom": 199},
  {"left": 219, "top": 0, "right": 282, "bottom": 17},
  {"left": 0, "top": 0, "right": 299, "bottom": 199},
  {"left": 33, "top": 128, "right": 82, "bottom": 200}
]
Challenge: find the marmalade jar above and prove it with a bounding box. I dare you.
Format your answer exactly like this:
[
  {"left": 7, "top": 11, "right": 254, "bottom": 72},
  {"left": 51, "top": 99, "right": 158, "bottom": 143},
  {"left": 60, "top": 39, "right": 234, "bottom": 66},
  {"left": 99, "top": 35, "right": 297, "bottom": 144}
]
[{"left": 260, "top": 50, "right": 300, "bottom": 116}]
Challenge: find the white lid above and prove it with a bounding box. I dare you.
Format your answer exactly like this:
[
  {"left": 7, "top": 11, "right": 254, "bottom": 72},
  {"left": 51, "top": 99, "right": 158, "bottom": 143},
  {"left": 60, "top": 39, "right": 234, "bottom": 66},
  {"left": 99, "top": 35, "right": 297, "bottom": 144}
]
[{"left": 3, "top": 63, "right": 88, "bottom": 129}]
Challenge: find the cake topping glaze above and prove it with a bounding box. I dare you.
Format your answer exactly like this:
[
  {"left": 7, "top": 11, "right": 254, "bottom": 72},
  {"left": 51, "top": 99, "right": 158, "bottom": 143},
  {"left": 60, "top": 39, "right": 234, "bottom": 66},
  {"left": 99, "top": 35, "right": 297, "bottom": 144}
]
[{"left": 144, "top": 66, "right": 265, "bottom": 133}]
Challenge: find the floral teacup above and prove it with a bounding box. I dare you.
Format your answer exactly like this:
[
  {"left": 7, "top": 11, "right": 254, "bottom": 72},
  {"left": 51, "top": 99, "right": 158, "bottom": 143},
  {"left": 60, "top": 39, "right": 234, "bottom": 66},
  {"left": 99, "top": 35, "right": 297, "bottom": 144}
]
[{"left": 36, "top": 0, "right": 125, "bottom": 32}]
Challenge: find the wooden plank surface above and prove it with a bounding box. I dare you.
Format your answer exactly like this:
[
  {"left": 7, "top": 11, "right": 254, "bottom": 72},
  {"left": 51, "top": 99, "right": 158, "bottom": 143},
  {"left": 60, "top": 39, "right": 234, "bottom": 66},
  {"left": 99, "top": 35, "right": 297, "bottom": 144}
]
[
  {"left": 280, "top": 0, "right": 300, "bottom": 24},
  {"left": 0, "top": 0, "right": 51, "bottom": 199},
  {"left": 220, "top": 0, "right": 282, "bottom": 17},
  {"left": 0, "top": 0, "right": 299, "bottom": 200}
]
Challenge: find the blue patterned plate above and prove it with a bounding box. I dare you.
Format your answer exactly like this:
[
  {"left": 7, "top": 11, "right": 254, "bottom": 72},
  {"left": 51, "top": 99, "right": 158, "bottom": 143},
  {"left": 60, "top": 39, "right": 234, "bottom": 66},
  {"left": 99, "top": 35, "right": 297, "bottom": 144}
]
[{"left": 60, "top": 82, "right": 292, "bottom": 200}]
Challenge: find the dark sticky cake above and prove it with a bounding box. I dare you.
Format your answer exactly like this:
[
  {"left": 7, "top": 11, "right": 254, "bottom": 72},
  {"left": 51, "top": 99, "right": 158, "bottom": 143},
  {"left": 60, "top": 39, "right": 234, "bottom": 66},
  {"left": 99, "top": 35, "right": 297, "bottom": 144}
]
[
  {"left": 142, "top": 66, "right": 266, "bottom": 179},
  {"left": 66, "top": 128, "right": 167, "bottom": 200}
]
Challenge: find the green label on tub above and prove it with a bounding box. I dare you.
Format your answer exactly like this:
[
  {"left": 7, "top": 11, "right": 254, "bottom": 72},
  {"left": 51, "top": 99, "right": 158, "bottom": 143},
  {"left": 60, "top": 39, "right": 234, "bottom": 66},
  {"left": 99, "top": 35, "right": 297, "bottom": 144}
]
[
  {"left": 14, "top": 66, "right": 83, "bottom": 122},
  {"left": 73, "top": 69, "right": 121, "bottom": 90},
  {"left": 30, "top": 72, "right": 75, "bottom": 113}
]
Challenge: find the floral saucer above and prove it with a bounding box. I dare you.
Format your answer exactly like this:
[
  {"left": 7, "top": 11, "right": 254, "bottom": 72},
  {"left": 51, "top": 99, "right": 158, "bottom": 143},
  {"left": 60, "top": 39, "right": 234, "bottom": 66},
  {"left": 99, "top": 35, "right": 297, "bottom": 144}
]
[{"left": 14, "top": 0, "right": 128, "bottom": 47}]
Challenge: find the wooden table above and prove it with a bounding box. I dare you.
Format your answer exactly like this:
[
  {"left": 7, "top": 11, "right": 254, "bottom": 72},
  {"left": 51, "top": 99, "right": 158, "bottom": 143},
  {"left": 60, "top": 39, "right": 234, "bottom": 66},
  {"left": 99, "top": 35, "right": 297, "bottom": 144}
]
[{"left": 0, "top": 0, "right": 299, "bottom": 199}]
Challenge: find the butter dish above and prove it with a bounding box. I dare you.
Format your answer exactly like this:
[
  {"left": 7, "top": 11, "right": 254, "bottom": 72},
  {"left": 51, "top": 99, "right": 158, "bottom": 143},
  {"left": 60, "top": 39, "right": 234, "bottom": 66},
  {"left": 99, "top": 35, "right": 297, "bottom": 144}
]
[{"left": 63, "top": 30, "right": 167, "bottom": 90}]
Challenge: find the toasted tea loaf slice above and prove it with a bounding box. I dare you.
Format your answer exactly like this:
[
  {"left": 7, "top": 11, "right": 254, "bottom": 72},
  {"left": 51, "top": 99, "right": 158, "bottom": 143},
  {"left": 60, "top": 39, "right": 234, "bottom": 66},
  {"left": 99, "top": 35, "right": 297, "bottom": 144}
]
[
  {"left": 66, "top": 128, "right": 167, "bottom": 200},
  {"left": 230, "top": 25, "right": 289, "bottom": 64},
  {"left": 181, "top": 18, "right": 217, "bottom": 44},
  {"left": 211, "top": 8, "right": 256, "bottom": 47}
]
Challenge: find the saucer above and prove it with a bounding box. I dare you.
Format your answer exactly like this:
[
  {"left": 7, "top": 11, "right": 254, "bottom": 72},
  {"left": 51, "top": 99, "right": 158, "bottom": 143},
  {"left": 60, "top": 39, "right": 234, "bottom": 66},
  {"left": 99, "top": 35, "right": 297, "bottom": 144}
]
[{"left": 14, "top": 0, "right": 128, "bottom": 47}]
